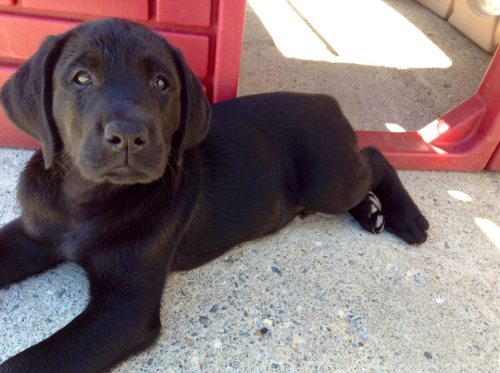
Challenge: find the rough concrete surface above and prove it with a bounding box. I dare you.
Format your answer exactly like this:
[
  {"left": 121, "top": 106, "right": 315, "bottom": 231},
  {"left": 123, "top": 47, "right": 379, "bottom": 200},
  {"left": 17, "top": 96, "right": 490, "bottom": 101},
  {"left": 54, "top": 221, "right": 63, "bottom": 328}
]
[{"left": 1, "top": 1, "right": 499, "bottom": 372}]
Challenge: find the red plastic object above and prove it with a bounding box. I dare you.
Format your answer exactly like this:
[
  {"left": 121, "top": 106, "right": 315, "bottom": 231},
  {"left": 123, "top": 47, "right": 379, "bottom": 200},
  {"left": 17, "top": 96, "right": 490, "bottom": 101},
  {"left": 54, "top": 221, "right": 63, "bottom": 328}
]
[
  {"left": 0, "top": 14, "right": 76, "bottom": 60},
  {"left": 0, "top": 0, "right": 246, "bottom": 149},
  {"left": 357, "top": 46, "right": 500, "bottom": 171},
  {"left": 486, "top": 144, "right": 500, "bottom": 170},
  {"left": 22, "top": 0, "right": 149, "bottom": 20},
  {"left": 156, "top": 0, "right": 212, "bottom": 27}
]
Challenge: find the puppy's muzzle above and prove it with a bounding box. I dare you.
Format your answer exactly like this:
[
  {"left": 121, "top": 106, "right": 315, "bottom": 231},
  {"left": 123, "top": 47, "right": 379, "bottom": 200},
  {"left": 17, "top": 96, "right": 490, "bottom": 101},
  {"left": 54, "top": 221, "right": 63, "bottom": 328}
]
[{"left": 104, "top": 121, "right": 149, "bottom": 154}]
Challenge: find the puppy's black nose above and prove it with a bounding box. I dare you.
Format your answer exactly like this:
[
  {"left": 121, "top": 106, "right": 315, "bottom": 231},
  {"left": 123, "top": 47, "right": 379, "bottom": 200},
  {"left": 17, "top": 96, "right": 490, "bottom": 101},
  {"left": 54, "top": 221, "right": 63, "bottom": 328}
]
[{"left": 104, "top": 121, "right": 149, "bottom": 152}]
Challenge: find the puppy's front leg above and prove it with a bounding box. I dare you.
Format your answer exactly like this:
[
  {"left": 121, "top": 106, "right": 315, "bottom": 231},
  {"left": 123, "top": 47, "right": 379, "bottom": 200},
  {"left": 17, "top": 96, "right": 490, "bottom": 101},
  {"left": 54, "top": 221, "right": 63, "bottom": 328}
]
[
  {"left": 0, "top": 219, "right": 61, "bottom": 287},
  {"left": 0, "top": 246, "right": 170, "bottom": 373}
]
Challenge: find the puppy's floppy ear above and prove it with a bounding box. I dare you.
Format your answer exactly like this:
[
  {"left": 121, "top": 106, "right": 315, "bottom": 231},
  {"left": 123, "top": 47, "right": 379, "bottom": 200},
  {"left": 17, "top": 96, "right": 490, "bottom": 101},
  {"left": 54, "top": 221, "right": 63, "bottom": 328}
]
[
  {"left": 1, "top": 34, "right": 67, "bottom": 169},
  {"left": 170, "top": 46, "right": 211, "bottom": 152}
]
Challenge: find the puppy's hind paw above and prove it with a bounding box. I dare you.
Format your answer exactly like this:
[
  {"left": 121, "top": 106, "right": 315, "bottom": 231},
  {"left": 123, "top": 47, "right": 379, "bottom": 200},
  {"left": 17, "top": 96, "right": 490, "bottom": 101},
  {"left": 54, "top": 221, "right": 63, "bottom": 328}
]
[
  {"left": 385, "top": 207, "right": 429, "bottom": 245},
  {"left": 349, "top": 192, "right": 385, "bottom": 234}
]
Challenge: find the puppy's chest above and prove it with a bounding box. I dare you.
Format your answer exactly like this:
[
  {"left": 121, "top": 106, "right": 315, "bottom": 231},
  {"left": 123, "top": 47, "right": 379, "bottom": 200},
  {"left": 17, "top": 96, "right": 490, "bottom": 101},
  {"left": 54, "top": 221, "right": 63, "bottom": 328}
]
[
  {"left": 51, "top": 200, "right": 131, "bottom": 262},
  {"left": 58, "top": 219, "right": 111, "bottom": 262},
  {"left": 20, "top": 190, "right": 75, "bottom": 246},
  {"left": 22, "top": 183, "right": 114, "bottom": 261},
  {"left": 56, "top": 197, "right": 175, "bottom": 263}
]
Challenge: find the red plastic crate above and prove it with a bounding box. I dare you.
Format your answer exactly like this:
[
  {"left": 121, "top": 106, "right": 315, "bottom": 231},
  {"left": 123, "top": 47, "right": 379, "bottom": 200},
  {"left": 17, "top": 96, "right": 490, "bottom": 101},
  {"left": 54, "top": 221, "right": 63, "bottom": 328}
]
[
  {"left": 486, "top": 144, "right": 500, "bottom": 170},
  {"left": 356, "top": 46, "right": 500, "bottom": 171},
  {"left": 0, "top": 0, "right": 246, "bottom": 148},
  {"left": 22, "top": 0, "right": 149, "bottom": 20},
  {"left": 157, "top": 0, "right": 212, "bottom": 27}
]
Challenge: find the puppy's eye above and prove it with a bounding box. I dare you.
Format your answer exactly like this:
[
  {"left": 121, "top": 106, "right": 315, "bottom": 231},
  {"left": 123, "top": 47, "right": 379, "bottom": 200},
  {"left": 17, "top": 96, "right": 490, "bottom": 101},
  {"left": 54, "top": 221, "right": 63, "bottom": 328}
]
[
  {"left": 73, "top": 71, "right": 93, "bottom": 85},
  {"left": 152, "top": 75, "right": 169, "bottom": 91}
]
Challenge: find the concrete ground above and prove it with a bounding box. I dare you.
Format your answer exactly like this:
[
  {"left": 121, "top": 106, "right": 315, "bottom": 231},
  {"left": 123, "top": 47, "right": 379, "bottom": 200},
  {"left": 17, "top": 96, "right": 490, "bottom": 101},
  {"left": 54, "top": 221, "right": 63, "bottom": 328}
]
[{"left": 0, "top": 1, "right": 499, "bottom": 372}]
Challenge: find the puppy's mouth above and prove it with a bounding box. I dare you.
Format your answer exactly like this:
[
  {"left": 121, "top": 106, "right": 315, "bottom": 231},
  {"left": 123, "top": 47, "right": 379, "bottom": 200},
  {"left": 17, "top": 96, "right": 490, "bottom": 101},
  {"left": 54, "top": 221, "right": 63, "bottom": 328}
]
[
  {"left": 100, "top": 166, "right": 155, "bottom": 184},
  {"left": 76, "top": 138, "right": 169, "bottom": 185}
]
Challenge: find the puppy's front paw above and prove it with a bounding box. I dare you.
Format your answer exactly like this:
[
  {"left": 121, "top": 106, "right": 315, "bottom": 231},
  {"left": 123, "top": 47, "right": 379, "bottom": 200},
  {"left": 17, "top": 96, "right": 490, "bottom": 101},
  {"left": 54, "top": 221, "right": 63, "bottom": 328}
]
[
  {"left": 349, "top": 192, "right": 385, "bottom": 234},
  {"left": 385, "top": 205, "right": 429, "bottom": 245}
]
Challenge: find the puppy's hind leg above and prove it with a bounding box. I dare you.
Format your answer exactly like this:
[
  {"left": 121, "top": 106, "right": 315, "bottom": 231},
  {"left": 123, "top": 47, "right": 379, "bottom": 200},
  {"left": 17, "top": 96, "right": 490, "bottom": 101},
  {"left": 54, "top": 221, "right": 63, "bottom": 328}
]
[
  {"left": 348, "top": 191, "right": 385, "bottom": 234},
  {"left": 349, "top": 147, "right": 429, "bottom": 244}
]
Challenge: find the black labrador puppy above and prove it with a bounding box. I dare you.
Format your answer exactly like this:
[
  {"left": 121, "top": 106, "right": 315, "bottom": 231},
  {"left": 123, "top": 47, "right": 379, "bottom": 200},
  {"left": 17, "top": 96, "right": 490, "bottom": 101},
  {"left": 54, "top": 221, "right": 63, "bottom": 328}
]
[{"left": 0, "top": 18, "right": 428, "bottom": 372}]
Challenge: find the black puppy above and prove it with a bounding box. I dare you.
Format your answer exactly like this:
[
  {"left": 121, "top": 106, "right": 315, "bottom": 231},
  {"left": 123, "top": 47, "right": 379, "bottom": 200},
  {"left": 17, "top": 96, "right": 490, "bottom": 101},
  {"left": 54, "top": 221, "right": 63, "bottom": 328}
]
[{"left": 0, "top": 18, "right": 428, "bottom": 372}]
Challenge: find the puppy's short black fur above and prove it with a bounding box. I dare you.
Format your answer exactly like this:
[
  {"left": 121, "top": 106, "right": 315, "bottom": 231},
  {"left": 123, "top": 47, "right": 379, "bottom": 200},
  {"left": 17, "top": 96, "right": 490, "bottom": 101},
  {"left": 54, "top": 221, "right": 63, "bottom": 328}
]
[{"left": 0, "top": 18, "right": 428, "bottom": 372}]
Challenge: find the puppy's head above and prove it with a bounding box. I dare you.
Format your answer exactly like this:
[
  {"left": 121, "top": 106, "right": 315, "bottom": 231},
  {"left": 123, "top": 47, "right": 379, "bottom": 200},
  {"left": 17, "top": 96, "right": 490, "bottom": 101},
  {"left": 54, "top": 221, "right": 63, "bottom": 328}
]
[{"left": 1, "top": 18, "right": 210, "bottom": 185}]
